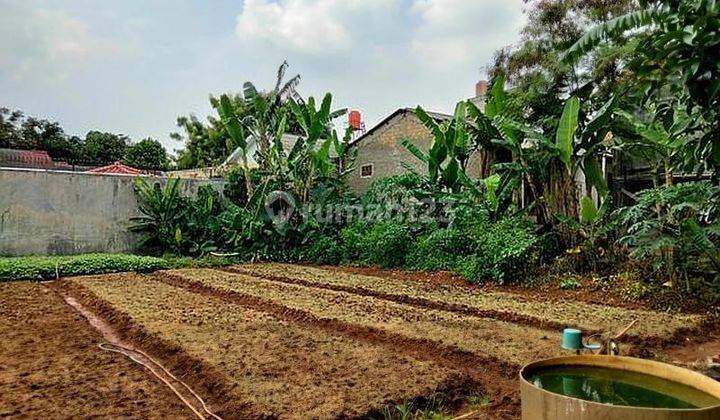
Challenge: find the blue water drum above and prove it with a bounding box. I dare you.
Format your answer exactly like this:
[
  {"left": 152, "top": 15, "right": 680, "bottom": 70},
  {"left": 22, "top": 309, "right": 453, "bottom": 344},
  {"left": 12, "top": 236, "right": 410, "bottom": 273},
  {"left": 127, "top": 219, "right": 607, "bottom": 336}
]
[{"left": 561, "top": 328, "right": 583, "bottom": 351}]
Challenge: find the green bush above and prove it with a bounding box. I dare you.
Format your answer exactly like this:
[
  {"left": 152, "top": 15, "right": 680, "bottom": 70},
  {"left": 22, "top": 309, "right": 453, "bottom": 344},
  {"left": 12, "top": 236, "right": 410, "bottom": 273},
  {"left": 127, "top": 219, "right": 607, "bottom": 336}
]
[
  {"left": 0, "top": 253, "right": 170, "bottom": 281},
  {"left": 464, "top": 217, "right": 538, "bottom": 283},
  {"left": 425, "top": 216, "right": 537, "bottom": 284},
  {"left": 300, "top": 235, "right": 343, "bottom": 265},
  {"left": 341, "top": 221, "right": 410, "bottom": 267},
  {"left": 406, "top": 228, "right": 471, "bottom": 271}
]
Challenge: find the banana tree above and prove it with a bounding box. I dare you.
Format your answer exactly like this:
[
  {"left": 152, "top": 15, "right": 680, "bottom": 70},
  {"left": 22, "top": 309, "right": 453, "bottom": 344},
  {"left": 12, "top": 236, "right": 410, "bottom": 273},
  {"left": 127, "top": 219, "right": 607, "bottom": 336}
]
[
  {"left": 469, "top": 75, "right": 617, "bottom": 223},
  {"left": 401, "top": 101, "right": 471, "bottom": 193},
  {"left": 217, "top": 94, "right": 254, "bottom": 197},
  {"left": 241, "top": 61, "right": 301, "bottom": 167},
  {"left": 257, "top": 92, "right": 351, "bottom": 204}
]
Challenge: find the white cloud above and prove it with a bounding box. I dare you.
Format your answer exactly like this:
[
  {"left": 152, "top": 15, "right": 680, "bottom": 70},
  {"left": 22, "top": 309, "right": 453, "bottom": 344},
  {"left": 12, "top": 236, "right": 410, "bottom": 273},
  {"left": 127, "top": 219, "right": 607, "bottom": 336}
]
[
  {"left": 0, "top": 4, "right": 126, "bottom": 83},
  {"left": 235, "top": 0, "right": 398, "bottom": 54},
  {"left": 409, "top": 0, "right": 525, "bottom": 73}
]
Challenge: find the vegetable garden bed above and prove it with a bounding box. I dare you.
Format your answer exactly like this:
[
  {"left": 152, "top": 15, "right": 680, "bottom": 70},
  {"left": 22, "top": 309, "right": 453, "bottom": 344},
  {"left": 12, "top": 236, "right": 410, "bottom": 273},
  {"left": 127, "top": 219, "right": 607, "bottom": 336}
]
[
  {"left": 3, "top": 262, "right": 712, "bottom": 419},
  {"left": 233, "top": 263, "right": 702, "bottom": 340}
]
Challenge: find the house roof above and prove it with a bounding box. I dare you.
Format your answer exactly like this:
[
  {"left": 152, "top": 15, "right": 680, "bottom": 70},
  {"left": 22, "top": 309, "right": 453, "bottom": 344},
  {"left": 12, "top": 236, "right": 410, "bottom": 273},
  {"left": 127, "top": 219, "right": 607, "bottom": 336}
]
[
  {"left": 349, "top": 107, "right": 451, "bottom": 146},
  {"left": 0, "top": 148, "right": 55, "bottom": 169},
  {"left": 86, "top": 161, "right": 143, "bottom": 175}
]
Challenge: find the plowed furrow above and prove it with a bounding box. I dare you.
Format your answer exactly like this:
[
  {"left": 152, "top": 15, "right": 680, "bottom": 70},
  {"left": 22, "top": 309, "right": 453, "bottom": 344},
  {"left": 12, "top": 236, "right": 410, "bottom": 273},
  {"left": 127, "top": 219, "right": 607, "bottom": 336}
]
[
  {"left": 50, "top": 280, "right": 264, "bottom": 419},
  {"left": 152, "top": 270, "right": 523, "bottom": 417},
  {"left": 222, "top": 266, "right": 567, "bottom": 332}
]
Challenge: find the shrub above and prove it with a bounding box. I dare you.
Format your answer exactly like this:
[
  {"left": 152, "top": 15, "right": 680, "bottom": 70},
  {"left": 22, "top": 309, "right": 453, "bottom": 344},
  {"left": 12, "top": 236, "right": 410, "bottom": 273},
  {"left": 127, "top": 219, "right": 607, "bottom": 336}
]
[
  {"left": 452, "top": 217, "right": 537, "bottom": 284},
  {"left": 469, "top": 218, "right": 537, "bottom": 283},
  {"left": 362, "top": 173, "right": 424, "bottom": 206},
  {"left": 616, "top": 181, "right": 720, "bottom": 288},
  {"left": 300, "top": 235, "right": 343, "bottom": 265},
  {"left": 341, "top": 221, "right": 410, "bottom": 267},
  {"left": 405, "top": 228, "right": 471, "bottom": 271},
  {"left": 0, "top": 254, "right": 170, "bottom": 281}
]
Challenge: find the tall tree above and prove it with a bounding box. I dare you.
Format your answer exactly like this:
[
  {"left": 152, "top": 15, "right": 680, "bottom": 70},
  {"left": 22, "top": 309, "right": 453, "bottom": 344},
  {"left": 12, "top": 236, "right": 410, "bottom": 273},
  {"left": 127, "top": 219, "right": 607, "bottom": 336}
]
[
  {"left": 82, "top": 131, "right": 129, "bottom": 166},
  {"left": 172, "top": 61, "right": 304, "bottom": 170},
  {"left": 122, "top": 138, "right": 170, "bottom": 171},
  {"left": 489, "top": 0, "right": 637, "bottom": 129},
  {"left": 564, "top": 0, "right": 720, "bottom": 175}
]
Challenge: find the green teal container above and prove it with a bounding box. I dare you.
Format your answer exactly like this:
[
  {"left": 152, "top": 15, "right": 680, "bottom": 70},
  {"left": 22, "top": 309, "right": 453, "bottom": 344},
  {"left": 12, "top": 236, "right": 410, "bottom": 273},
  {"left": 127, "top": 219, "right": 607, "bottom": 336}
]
[{"left": 562, "top": 328, "right": 583, "bottom": 350}]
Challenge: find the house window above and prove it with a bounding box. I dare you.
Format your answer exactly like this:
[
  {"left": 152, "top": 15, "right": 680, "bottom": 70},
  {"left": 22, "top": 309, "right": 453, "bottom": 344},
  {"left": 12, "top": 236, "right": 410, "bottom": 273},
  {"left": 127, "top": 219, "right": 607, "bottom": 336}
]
[{"left": 360, "top": 164, "right": 373, "bottom": 178}]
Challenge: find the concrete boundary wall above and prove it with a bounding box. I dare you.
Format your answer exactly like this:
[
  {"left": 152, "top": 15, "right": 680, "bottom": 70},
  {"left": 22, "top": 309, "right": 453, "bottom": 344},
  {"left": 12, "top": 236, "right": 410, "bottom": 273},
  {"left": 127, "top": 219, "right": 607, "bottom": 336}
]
[{"left": 0, "top": 167, "right": 225, "bottom": 256}]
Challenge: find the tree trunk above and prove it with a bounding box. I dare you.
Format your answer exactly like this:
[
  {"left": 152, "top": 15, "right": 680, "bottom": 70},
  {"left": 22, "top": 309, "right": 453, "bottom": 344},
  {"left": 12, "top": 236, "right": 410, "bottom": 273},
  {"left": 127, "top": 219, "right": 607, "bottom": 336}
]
[
  {"left": 664, "top": 157, "right": 674, "bottom": 187},
  {"left": 545, "top": 161, "right": 579, "bottom": 221}
]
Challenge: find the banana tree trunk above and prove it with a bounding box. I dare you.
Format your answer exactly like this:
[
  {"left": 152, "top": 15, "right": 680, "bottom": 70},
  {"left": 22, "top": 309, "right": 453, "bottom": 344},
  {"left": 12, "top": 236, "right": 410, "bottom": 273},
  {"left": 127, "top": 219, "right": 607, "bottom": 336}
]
[{"left": 545, "top": 161, "right": 579, "bottom": 222}]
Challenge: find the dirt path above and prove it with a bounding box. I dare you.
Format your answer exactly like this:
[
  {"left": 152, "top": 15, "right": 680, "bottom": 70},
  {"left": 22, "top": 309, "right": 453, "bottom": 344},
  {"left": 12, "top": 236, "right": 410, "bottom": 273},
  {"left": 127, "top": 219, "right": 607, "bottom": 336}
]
[{"left": 0, "top": 282, "right": 192, "bottom": 419}]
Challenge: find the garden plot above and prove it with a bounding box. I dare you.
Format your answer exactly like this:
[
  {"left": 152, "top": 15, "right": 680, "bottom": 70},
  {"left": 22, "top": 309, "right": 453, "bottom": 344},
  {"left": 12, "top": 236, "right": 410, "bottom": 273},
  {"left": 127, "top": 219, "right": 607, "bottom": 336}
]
[
  {"left": 66, "top": 273, "right": 469, "bottom": 419},
  {"left": 235, "top": 263, "right": 702, "bottom": 339},
  {"left": 161, "top": 268, "right": 564, "bottom": 366},
  {"left": 0, "top": 282, "right": 190, "bottom": 419}
]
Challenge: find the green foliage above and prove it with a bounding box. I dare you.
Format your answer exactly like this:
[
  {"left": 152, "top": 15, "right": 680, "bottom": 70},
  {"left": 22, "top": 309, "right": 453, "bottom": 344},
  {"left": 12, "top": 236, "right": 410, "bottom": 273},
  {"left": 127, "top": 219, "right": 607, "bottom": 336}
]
[
  {"left": 566, "top": 0, "right": 720, "bottom": 174},
  {"left": 455, "top": 217, "right": 538, "bottom": 283},
  {"left": 82, "top": 131, "right": 129, "bottom": 166},
  {"left": 122, "top": 138, "right": 170, "bottom": 171},
  {"left": 402, "top": 102, "right": 472, "bottom": 193},
  {"left": 0, "top": 254, "right": 169, "bottom": 281},
  {"left": 299, "top": 234, "right": 343, "bottom": 265},
  {"left": 223, "top": 166, "right": 250, "bottom": 205},
  {"left": 616, "top": 181, "right": 720, "bottom": 288},
  {"left": 352, "top": 222, "right": 411, "bottom": 268},
  {"left": 405, "top": 228, "right": 470, "bottom": 271},
  {"left": 130, "top": 177, "right": 186, "bottom": 252},
  {"left": 556, "top": 96, "right": 580, "bottom": 168},
  {"left": 363, "top": 173, "right": 424, "bottom": 205},
  {"left": 559, "top": 277, "right": 582, "bottom": 290}
]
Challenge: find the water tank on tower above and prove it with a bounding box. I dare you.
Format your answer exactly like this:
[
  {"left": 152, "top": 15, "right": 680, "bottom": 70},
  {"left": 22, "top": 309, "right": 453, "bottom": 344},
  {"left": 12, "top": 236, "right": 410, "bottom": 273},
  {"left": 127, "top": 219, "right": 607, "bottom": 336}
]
[{"left": 348, "top": 110, "right": 366, "bottom": 141}]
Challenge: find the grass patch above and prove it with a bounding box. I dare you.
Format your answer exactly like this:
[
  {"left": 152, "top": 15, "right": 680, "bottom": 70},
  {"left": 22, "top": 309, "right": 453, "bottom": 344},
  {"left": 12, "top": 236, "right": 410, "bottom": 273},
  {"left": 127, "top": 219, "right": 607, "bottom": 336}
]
[
  {"left": 0, "top": 254, "right": 170, "bottom": 281},
  {"left": 0, "top": 253, "right": 240, "bottom": 281}
]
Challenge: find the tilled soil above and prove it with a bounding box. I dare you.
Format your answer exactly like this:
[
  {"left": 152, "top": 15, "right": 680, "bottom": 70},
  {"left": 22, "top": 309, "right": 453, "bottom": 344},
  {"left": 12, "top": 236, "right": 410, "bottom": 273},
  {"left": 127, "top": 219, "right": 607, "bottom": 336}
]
[
  {"left": 234, "top": 263, "right": 702, "bottom": 340},
  {"left": 7, "top": 262, "right": 708, "bottom": 419},
  {"left": 66, "top": 273, "right": 477, "bottom": 419},
  {"left": 160, "top": 268, "right": 564, "bottom": 366},
  {"left": 0, "top": 282, "right": 191, "bottom": 419}
]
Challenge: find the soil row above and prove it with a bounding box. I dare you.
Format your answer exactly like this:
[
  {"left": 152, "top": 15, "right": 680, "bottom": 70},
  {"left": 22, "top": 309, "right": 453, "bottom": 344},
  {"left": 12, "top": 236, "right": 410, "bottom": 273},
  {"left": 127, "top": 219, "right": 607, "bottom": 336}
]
[
  {"left": 231, "top": 263, "right": 703, "bottom": 340},
  {"left": 161, "top": 269, "right": 563, "bottom": 367},
  {"left": 0, "top": 282, "right": 191, "bottom": 419},
  {"left": 65, "top": 273, "right": 496, "bottom": 419},
  {"left": 154, "top": 270, "right": 524, "bottom": 417}
]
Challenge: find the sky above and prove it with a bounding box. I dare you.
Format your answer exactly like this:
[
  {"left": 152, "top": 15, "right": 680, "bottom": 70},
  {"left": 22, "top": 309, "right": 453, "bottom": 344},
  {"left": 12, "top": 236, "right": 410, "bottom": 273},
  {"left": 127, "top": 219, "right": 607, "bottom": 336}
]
[{"left": 0, "top": 0, "right": 526, "bottom": 154}]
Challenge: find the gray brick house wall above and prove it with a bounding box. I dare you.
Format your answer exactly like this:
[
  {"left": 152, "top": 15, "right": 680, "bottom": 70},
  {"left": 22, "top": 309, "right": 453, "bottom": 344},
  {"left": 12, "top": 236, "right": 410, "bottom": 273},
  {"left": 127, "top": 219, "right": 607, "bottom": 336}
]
[{"left": 347, "top": 108, "right": 487, "bottom": 194}]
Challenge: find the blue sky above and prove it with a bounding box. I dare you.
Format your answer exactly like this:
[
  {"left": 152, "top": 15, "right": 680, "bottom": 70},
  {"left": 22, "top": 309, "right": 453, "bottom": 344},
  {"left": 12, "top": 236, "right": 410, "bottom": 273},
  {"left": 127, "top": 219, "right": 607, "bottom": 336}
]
[{"left": 0, "top": 0, "right": 526, "bottom": 154}]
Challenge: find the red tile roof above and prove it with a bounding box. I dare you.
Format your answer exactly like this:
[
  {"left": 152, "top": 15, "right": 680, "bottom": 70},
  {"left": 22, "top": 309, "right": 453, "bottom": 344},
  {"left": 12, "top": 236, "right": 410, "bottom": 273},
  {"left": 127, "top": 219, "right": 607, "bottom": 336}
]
[
  {"left": 0, "top": 148, "right": 55, "bottom": 168},
  {"left": 86, "top": 161, "right": 143, "bottom": 175}
]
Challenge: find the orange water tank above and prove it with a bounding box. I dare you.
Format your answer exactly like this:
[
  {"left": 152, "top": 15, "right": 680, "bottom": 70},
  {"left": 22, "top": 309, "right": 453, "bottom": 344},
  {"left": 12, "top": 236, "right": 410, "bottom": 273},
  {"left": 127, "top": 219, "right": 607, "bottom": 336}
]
[{"left": 349, "top": 110, "right": 362, "bottom": 130}]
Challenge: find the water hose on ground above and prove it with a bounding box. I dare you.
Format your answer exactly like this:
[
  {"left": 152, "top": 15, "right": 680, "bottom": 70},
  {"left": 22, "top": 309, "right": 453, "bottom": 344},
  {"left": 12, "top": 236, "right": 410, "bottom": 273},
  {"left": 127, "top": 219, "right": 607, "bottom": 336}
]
[{"left": 98, "top": 343, "right": 222, "bottom": 420}]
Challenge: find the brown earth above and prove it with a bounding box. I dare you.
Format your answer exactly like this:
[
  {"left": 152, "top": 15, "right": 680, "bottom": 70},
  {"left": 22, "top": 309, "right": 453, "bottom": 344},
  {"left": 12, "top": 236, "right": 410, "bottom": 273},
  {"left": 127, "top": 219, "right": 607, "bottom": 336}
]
[
  {"left": 235, "top": 263, "right": 702, "bottom": 342},
  {"left": 65, "top": 273, "right": 486, "bottom": 419},
  {"left": 4, "top": 262, "right": 714, "bottom": 419},
  {"left": 0, "top": 281, "right": 192, "bottom": 419}
]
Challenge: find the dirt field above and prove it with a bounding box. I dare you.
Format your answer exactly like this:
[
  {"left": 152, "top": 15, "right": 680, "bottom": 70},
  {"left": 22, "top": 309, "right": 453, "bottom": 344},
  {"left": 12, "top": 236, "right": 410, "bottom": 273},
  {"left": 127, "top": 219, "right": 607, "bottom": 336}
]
[
  {"left": 1, "top": 263, "right": 713, "bottom": 419},
  {"left": 0, "top": 282, "right": 190, "bottom": 419}
]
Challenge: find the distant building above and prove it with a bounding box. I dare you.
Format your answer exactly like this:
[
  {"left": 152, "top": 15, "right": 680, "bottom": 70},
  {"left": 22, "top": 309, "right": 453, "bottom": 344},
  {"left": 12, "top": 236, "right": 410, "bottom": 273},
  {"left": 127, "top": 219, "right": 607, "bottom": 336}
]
[
  {"left": 85, "top": 161, "right": 144, "bottom": 175},
  {"left": 0, "top": 148, "right": 88, "bottom": 171},
  {"left": 346, "top": 80, "right": 492, "bottom": 194},
  {"left": 0, "top": 148, "right": 56, "bottom": 169}
]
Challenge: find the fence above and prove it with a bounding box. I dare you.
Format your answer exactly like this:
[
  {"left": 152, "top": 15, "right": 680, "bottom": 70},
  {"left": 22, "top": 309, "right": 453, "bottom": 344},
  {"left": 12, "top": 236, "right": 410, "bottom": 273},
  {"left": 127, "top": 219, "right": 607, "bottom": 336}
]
[{"left": 0, "top": 167, "right": 224, "bottom": 256}]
